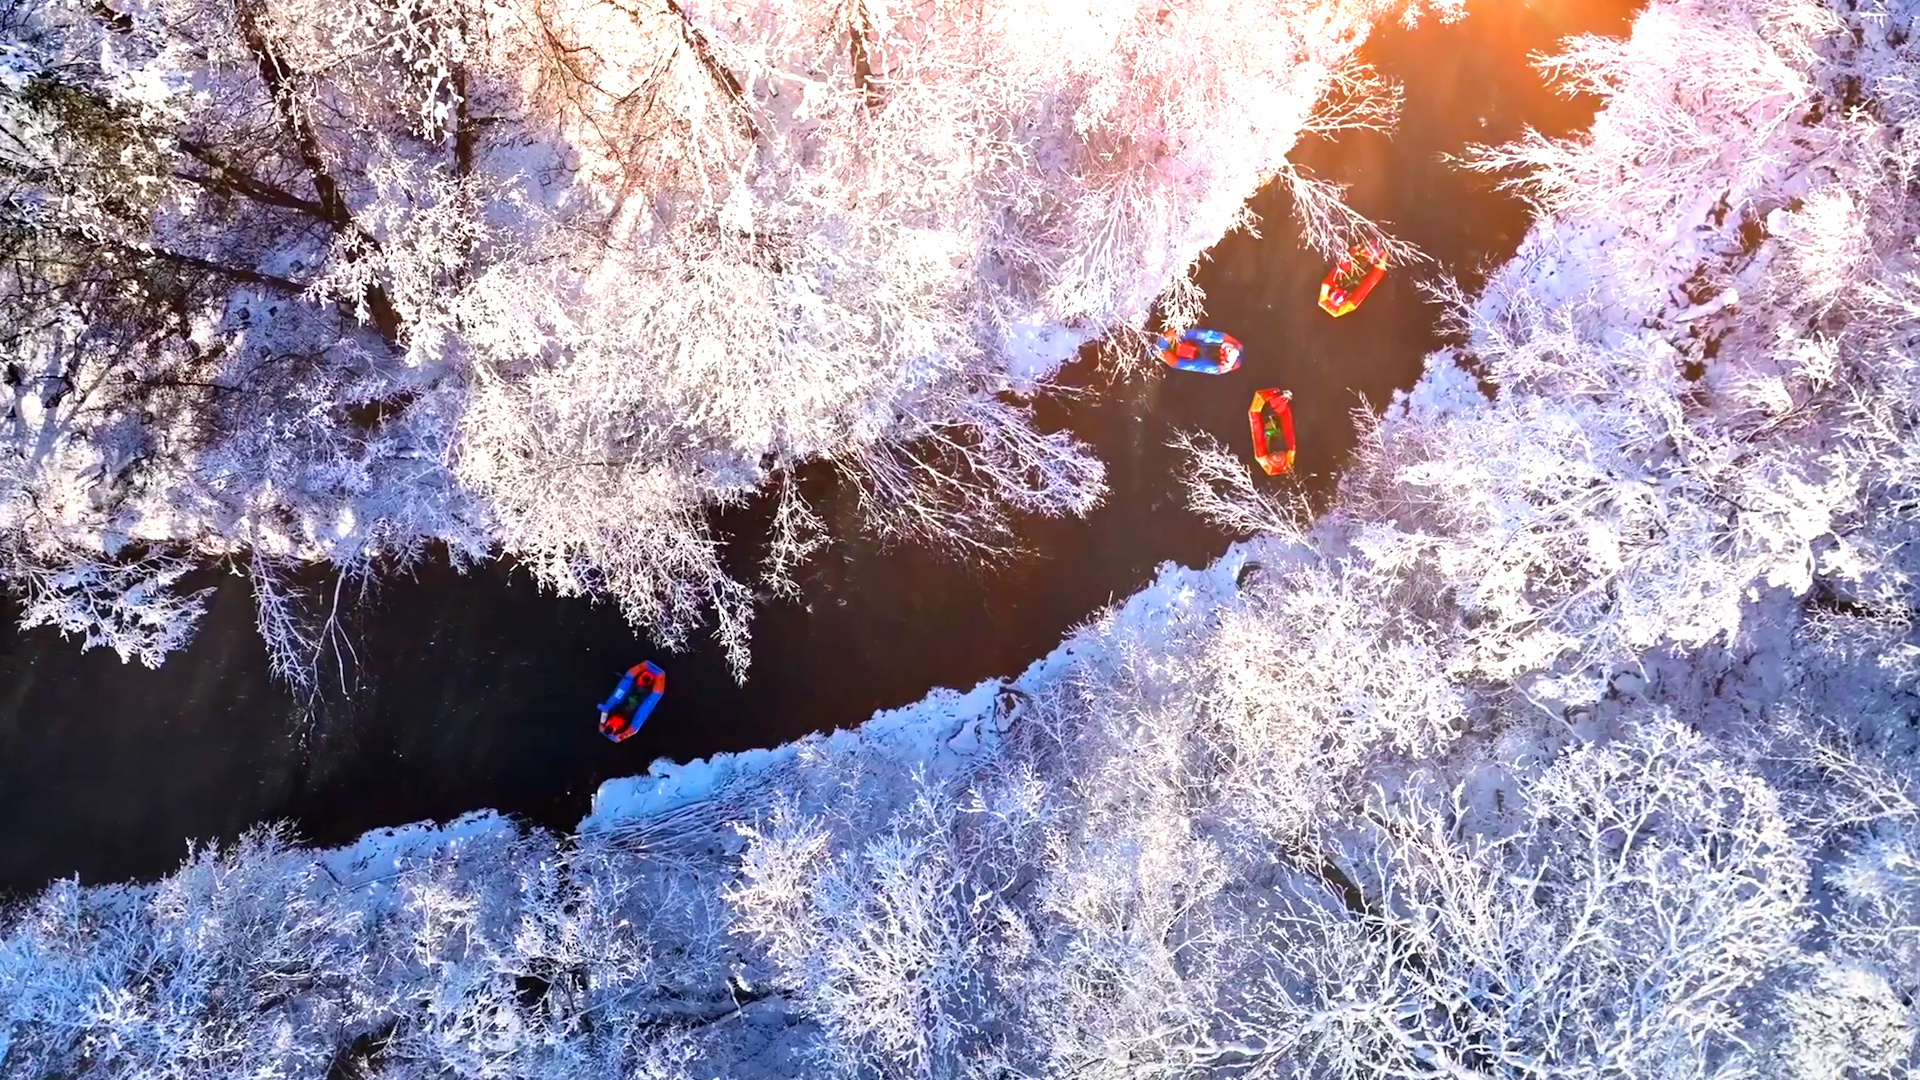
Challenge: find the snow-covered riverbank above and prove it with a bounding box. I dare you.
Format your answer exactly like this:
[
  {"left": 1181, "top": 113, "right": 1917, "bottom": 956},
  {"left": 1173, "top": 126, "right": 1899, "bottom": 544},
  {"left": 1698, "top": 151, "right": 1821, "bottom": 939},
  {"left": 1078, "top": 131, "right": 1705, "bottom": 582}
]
[{"left": 580, "top": 544, "right": 1262, "bottom": 831}]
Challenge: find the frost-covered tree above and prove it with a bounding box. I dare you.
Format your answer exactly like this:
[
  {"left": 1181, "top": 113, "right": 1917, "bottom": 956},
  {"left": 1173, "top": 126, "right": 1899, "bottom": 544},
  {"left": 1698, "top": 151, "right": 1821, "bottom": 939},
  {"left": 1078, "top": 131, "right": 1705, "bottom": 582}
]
[
  {"left": 16, "top": 1, "right": 1920, "bottom": 1079},
  {"left": 1239, "top": 0, "right": 1920, "bottom": 703},
  {"left": 1, "top": 0, "right": 1417, "bottom": 680},
  {"left": 1207, "top": 717, "right": 1810, "bottom": 1080},
  {"left": 0, "top": 813, "right": 752, "bottom": 1079},
  {"left": 0, "top": 0, "right": 493, "bottom": 686}
]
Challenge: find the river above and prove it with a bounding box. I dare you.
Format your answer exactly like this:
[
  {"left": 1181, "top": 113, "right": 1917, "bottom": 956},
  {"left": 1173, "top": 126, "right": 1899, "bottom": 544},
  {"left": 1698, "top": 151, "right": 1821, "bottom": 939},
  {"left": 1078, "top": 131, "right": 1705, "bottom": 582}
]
[{"left": 0, "top": 0, "right": 1639, "bottom": 894}]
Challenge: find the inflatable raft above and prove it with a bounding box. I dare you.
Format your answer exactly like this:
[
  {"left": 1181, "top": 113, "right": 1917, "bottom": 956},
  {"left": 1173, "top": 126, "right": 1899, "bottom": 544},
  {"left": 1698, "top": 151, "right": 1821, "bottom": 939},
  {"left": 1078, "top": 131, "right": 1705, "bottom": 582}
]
[
  {"left": 1155, "top": 328, "right": 1243, "bottom": 374},
  {"left": 1318, "top": 243, "right": 1387, "bottom": 318},
  {"left": 1249, "top": 388, "right": 1296, "bottom": 476},
  {"left": 598, "top": 661, "right": 665, "bottom": 742}
]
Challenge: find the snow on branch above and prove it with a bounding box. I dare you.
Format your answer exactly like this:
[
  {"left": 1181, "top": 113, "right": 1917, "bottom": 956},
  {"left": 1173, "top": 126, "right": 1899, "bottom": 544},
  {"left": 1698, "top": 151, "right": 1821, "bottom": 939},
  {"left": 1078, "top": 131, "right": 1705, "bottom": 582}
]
[
  {"left": 1299, "top": 56, "right": 1403, "bottom": 137},
  {"left": 842, "top": 394, "right": 1107, "bottom": 560},
  {"left": 12, "top": 549, "right": 211, "bottom": 668},
  {"left": 1172, "top": 429, "right": 1309, "bottom": 541},
  {"left": 1275, "top": 162, "right": 1428, "bottom": 265}
]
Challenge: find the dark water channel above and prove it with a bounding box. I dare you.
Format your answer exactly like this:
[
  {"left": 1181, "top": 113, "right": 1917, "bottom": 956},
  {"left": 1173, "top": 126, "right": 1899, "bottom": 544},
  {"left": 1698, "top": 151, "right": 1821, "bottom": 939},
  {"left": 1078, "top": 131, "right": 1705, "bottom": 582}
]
[{"left": 0, "top": 0, "right": 1639, "bottom": 894}]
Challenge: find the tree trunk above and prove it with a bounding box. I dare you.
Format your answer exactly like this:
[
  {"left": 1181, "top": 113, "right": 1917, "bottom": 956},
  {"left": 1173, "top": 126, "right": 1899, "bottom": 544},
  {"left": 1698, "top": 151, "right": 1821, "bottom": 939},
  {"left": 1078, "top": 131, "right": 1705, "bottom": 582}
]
[
  {"left": 449, "top": 27, "right": 479, "bottom": 286},
  {"left": 175, "top": 140, "right": 330, "bottom": 220},
  {"left": 848, "top": 0, "right": 880, "bottom": 113},
  {"left": 664, "top": 0, "right": 761, "bottom": 143},
  {"left": 232, "top": 0, "right": 405, "bottom": 349}
]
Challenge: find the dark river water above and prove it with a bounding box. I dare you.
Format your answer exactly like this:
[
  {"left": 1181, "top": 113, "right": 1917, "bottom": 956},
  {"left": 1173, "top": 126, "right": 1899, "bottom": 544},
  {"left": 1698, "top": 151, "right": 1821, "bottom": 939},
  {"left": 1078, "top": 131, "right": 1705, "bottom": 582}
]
[{"left": 0, "top": 0, "right": 1639, "bottom": 894}]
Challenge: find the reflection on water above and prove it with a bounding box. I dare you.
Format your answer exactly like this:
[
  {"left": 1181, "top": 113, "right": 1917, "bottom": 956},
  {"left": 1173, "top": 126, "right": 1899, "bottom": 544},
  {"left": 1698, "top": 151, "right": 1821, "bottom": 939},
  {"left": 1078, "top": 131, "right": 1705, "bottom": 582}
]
[{"left": 0, "top": 0, "right": 1642, "bottom": 894}]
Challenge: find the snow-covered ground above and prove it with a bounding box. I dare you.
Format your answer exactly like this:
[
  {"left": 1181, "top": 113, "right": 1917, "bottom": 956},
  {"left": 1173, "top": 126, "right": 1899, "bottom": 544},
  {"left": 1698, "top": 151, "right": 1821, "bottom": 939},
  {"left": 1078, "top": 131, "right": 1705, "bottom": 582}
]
[{"left": 4, "top": 0, "right": 1919, "bottom": 1077}]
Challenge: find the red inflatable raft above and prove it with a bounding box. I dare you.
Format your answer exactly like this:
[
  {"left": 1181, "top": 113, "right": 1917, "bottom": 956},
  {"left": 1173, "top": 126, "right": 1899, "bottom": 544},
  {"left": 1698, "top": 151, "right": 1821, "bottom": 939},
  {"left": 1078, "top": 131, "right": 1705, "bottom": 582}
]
[
  {"left": 1248, "top": 389, "right": 1295, "bottom": 476},
  {"left": 1318, "top": 242, "right": 1387, "bottom": 318}
]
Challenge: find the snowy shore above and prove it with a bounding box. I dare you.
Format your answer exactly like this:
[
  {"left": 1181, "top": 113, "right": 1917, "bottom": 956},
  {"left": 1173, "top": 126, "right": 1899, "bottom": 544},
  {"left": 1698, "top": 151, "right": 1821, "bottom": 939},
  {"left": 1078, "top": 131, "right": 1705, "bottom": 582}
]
[{"left": 581, "top": 543, "right": 1265, "bottom": 832}]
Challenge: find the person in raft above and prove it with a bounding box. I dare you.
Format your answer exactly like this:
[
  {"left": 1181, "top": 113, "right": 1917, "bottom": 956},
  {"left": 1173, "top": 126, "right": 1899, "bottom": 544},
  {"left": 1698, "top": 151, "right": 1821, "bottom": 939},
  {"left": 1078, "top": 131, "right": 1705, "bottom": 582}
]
[{"left": 598, "top": 661, "right": 665, "bottom": 743}]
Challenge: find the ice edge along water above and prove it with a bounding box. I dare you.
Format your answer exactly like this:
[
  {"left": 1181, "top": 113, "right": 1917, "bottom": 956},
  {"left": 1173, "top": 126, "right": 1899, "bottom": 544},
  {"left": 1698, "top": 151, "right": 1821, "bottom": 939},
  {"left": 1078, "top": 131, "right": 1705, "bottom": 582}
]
[
  {"left": 581, "top": 542, "right": 1263, "bottom": 831},
  {"left": 299, "top": 541, "right": 1267, "bottom": 879}
]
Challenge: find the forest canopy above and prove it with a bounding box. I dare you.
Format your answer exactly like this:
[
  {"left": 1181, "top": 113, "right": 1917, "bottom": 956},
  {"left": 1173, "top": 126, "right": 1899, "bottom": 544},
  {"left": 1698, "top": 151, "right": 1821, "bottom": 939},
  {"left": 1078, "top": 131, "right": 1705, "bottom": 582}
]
[
  {"left": 0, "top": 0, "right": 1420, "bottom": 682},
  {"left": 3, "top": 0, "right": 1918, "bottom": 1078}
]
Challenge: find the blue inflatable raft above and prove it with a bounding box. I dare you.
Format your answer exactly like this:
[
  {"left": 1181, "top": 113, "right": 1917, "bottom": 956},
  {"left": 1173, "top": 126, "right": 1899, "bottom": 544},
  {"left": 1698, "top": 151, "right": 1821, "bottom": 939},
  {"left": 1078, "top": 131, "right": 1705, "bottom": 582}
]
[
  {"left": 1154, "top": 328, "right": 1243, "bottom": 374},
  {"left": 598, "top": 661, "right": 665, "bottom": 742}
]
